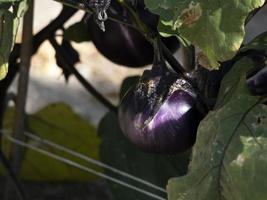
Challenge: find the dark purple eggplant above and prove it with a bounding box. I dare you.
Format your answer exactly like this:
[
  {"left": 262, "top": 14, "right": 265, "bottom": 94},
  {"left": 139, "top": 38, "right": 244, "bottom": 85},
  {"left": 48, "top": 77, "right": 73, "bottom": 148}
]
[
  {"left": 118, "top": 53, "right": 201, "bottom": 153},
  {"left": 85, "top": 0, "right": 179, "bottom": 67},
  {"left": 247, "top": 67, "right": 267, "bottom": 95}
]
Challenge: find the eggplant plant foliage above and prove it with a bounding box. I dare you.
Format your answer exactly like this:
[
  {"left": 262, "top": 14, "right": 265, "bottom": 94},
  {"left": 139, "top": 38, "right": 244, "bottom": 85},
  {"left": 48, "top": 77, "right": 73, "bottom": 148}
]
[
  {"left": 0, "top": 0, "right": 27, "bottom": 80},
  {"left": 0, "top": 1, "right": 267, "bottom": 200},
  {"left": 167, "top": 58, "right": 267, "bottom": 200},
  {"left": 144, "top": 0, "right": 265, "bottom": 69}
]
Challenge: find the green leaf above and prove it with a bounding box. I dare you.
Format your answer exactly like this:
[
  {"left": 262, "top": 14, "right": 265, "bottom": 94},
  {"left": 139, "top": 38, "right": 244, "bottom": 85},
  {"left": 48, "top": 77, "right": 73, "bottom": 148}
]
[
  {"left": 167, "top": 57, "right": 267, "bottom": 200},
  {"left": 99, "top": 111, "right": 190, "bottom": 200},
  {"left": 144, "top": 0, "right": 264, "bottom": 69},
  {"left": 0, "top": 0, "right": 27, "bottom": 80},
  {"left": 215, "top": 58, "right": 253, "bottom": 108},
  {"left": 2, "top": 103, "right": 102, "bottom": 181},
  {"left": 64, "top": 21, "right": 91, "bottom": 43}
]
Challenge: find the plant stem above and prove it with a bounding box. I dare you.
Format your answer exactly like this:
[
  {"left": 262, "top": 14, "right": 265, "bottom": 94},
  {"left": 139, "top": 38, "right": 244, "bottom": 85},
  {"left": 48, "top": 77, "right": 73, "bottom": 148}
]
[
  {"left": 56, "top": 0, "right": 188, "bottom": 77},
  {"left": 161, "top": 41, "right": 185, "bottom": 74},
  {"left": 49, "top": 37, "right": 118, "bottom": 113},
  {"left": 10, "top": 6, "right": 77, "bottom": 64},
  {"left": 0, "top": 91, "right": 25, "bottom": 200},
  {"left": 4, "top": 0, "right": 34, "bottom": 199},
  {"left": 54, "top": 0, "right": 137, "bottom": 29}
]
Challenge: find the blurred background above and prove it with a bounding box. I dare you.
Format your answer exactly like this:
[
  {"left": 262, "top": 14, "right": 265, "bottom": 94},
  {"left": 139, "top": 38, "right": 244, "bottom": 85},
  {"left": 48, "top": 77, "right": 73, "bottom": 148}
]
[
  {"left": 11, "top": 0, "right": 146, "bottom": 126},
  {"left": 1, "top": 0, "right": 267, "bottom": 199}
]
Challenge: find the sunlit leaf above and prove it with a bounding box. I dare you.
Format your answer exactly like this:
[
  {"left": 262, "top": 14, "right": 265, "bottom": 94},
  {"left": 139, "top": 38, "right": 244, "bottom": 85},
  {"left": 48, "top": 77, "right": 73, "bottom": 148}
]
[
  {"left": 0, "top": 0, "right": 27, "bottom": 80},
  {"left": 144, "top": 0, "right": 264, "bottom": 69}
]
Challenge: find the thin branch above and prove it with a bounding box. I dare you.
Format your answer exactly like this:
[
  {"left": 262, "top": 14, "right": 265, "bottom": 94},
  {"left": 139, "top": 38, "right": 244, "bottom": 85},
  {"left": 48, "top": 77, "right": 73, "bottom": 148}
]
[
  {"left": 9, "top": 6, "right": 77, "bottom": 64},
  {"left": 5, "top": 0, "right": 34, "bottom": 199},
  {"left": 49, "top": 37, "right": 118, "bottom": 112},
  {"left": 161, "top": 41, "right": 185, "bottom": 74},
  {"left": 54, "top": 0, "right": 137, "bottom": 29}
]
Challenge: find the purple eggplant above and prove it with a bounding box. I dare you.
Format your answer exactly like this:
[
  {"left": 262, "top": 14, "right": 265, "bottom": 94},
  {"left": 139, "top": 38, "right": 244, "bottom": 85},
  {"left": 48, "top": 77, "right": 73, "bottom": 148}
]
[{"left": 119, "top": 61, "right": 201, "bottom": 153}]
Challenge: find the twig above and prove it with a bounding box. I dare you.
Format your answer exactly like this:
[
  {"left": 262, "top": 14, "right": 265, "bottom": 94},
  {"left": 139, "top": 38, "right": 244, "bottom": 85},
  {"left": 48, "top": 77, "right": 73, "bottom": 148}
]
[
  {"left": 49, "top": 37, "right": 118, "bottom": 112},
  {"left": 54, "top": 0, "right": 137, "bottom": 29},
  {"left": 9, "top": 6, "right": 77, "bottom": 64},
  {"left": 161, "top": 41, "right": 185, "bottom": 74},
  {"left": 4, "top": 0, "right": 34, "bottom": 199}
]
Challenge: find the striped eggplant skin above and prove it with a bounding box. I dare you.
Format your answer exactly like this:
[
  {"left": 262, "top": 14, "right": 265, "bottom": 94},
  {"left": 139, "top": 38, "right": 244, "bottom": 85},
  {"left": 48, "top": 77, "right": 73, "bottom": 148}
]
[
  {"left": 118, "top": 69, "right": 201, "bottom": 154},
  {"left": 86, "top": 16, "right": 154, "bottom": 67}
]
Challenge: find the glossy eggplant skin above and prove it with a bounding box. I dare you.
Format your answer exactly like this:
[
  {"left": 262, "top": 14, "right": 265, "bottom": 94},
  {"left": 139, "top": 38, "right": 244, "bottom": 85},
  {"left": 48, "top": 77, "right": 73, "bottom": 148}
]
[
  {"left": 119, "top": 68, "right": 200, "bottom": 154},
  {"left": 85, "top": 2, "right": 179, "bottom": 67},
  {"left": 86, "top": 17, "right": 152, "bottom": 67},
  {"left": 247, "top": 67, "right": 267, "bottom": 95}
]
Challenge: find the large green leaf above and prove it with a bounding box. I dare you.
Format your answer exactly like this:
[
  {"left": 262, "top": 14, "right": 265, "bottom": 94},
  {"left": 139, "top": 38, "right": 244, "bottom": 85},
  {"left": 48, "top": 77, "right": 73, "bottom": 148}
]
[
  {"left": 2, "top": 103, "right": 102, "bottom": 181},
  {"left": 144, "top": 0, "right": 264, "bottom": 69},
  {"left": 0, "top": 0, "right": 27, "bottom": 80},
  {"left": 167, "top": 57, "right": 267, "bottom": 200},
  {"left": 99, "top": 111, "right": 191, "bottom": 200}
]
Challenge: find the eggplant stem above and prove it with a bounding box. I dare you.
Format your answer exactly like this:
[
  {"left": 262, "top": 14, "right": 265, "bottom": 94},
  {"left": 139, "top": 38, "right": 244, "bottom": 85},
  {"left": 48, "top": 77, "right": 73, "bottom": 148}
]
[{"left": 49, "top": 37, "right": 118, "bottom": 113}]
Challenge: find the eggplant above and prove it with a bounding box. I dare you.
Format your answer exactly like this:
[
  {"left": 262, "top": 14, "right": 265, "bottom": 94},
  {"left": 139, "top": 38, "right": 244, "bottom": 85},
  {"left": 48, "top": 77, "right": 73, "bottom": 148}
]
[
  {"left": 85, "top": 0, "right": 179, "bottom": 67},
  {"left": 118, "top": 50, "right": 201, "bottom": 153}
]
